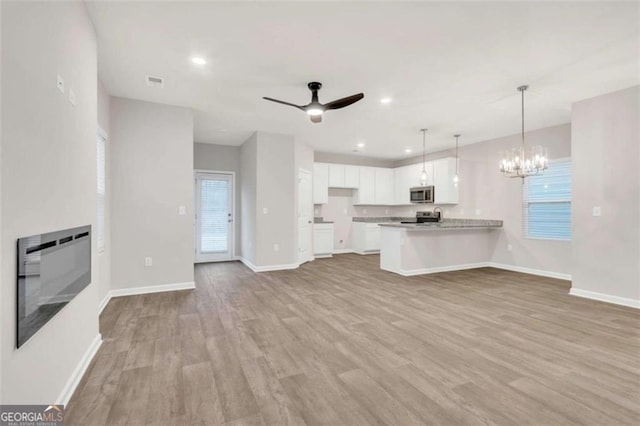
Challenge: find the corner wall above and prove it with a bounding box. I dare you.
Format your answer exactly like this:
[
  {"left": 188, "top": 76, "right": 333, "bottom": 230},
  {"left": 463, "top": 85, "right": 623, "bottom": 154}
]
[
  {"left": 571, "top": 86, "right": 640, "bottom": 306},
  {"left": 97, "top": 80, "right": 111, "bottom": 306},
  {"left": 1, "top": 0, "right": 100, "bottom": 403},
  {"left": 110, "top": 97, "right": 194, "bottom": 291}
]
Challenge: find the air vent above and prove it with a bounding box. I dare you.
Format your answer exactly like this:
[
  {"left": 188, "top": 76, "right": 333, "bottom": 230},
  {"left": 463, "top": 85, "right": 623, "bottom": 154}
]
[{"left": 145, "top": 75, "right": 164, "bottom": 88}]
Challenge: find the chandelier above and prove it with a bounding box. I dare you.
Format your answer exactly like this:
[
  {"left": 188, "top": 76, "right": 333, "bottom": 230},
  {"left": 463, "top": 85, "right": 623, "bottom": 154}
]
[{"left": 499, "top": 85, "right": 548, "bottom": 178}]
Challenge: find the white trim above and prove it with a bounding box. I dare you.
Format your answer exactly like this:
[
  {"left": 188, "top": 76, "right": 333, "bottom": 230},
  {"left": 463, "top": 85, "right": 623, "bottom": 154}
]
[
  {"left": 569, "top": 288, "right": 640, "bottom": 309},
  {"left": 353, "top": 250, "right": 380, "bottom": 255},
  {"left": 489, "top": 262, "right": 572, "bottom": 281},
  {"left": 332, "top": 249, "right": 354, "bottom": 254},
  {"left": 56, "top": 334, "right": 102, "bottom": 405},
  {"left": 97, "top": 125, "right": 108, "bottom": 140},
  {"left": 110, "top": 281, "right": 195, "bottom": 298},
  {"left": 98, "top": 292, "right": 111, "bottom": 315},
  {"left": 238, "top": 257, "right": 300, "bottom": 273},
  {"left": 314, "top": 253, "right": 333, "bottom": 258},
  {"left": 388, "top": 262, "right": 490, "bottom": 277}
]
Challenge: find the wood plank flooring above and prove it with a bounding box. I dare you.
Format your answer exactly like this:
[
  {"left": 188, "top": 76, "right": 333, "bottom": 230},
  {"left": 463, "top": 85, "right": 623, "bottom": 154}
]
[{"left": 66, "top": 254, "right": 640, "bottom": 425}]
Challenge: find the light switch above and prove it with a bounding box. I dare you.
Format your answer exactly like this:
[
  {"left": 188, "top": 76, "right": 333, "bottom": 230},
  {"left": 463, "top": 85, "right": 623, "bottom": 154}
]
[
  {"left": 144, "top": 257, "right": 153, "bottom": 267},
  {"left": 592, "top": 206, "right": 602, "bottom": 217},
  {"left": 178, "top": 205, "right": 186, "bottom": 215},
  {"left": 273, "top": 243, "right": 279, "bottom": 252},
  {"left": 263, "top": 207, "right": 268, "bottom": 214}
]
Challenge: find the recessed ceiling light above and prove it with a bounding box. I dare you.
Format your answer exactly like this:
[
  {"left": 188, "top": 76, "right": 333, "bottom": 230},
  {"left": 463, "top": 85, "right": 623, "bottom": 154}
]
[
  {"left": 380, "top": 97, "right": 392, "bottom": 104},
  {"left": 405, "top": 148, "right": 412, "bottom": 153},
  {"left": 357, "top": 142, "right": 365, "bottom": 148},
  {"left": 191, "top": 57, "right": 207, "bottom": 65}
]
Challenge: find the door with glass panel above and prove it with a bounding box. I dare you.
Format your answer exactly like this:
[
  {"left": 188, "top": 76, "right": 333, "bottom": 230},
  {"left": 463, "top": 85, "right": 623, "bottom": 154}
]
[{"left": 195, "top": 172, "right": 234, "bottom": 262}]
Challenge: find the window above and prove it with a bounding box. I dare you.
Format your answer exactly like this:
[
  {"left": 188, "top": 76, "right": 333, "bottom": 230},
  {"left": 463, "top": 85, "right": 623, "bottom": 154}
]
[
  {"left": 523, "top": 159, "right": 571, "bottom": 241},
  {"left": 97, "top": 132, "right": 106, "bottom": 253}
]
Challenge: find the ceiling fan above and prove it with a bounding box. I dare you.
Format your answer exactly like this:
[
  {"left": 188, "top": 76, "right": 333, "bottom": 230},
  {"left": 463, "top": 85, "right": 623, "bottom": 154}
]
[{"left": 263, "top": 82, "right": 364, "bottom": 123}]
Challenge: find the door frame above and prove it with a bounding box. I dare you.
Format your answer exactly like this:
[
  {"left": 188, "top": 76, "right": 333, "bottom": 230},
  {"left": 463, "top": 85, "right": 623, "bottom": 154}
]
[
  {"left": 194, "top": 169, "right": 236, "bottom": 263},
  {"left": 297, "top": 167, "right": 314, "bottom": 265}
]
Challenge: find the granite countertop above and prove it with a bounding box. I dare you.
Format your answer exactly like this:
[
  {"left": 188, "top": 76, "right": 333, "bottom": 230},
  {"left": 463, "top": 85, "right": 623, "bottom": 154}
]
[
  {"left": 379, "top": 218, "right": 503, "bottom": 230},
  {"left": 314, "top": 217, "right": 334, "bottom": 224},
  {"left": 352, "top": 216, "right": 415, "bottom": 223}
]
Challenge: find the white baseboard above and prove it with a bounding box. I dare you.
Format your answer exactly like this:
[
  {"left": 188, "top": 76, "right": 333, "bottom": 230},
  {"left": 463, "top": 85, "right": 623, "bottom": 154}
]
[
  {"left": 56, "top": 334, "right": 102, "bottom": 405},
  {"left": 489, "top": 262, "right": 572, "bottom": 281},
  {"left": 353, "top": 250, "right": 380, "bottom": 255},
  {"left": 314, "top": 253, "right": 333, "bottom": 258},
  {"left": 110, "top": 281, "right": 195, "bottom": 298},
  {"left": 332, "top": 249, "right": 354, "bottom": 254},
  {"left": 569, "top": 288, "right": 640, "bottom": 309},
  {"left": 98, "top": 292, "right": 111, "bottom": 315},
  {"left": 238, "top": 257, "right": 300, "bottom": 273},
  {"left": 392, "top": 262, "right": 490, "bottom": 277}
]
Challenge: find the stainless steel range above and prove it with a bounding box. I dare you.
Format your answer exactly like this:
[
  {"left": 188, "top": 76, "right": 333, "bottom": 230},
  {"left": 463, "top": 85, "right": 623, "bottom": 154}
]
[{"left": 400, "top": 210, "right": 441, "bottom": 224}]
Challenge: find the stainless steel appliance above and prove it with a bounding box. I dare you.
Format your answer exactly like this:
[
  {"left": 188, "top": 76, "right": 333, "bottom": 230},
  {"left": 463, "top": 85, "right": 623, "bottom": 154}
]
[
  {"left": 401, "top": 211, "right": 441, "bottom": 224},
  {"left": 410, "top": 186, "right": 434, "bottom": 204}
]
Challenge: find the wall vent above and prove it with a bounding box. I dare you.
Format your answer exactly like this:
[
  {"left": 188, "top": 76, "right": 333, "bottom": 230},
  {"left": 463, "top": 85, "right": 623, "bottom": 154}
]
[{"left": 146, "top": 75, "right": 164, "bottom": 88}]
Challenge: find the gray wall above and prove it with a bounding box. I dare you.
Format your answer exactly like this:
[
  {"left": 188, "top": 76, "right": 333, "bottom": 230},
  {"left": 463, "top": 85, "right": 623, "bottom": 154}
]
[
  {"left": 315, "top": 151, "right": 395, "bottom": 168},
  {"left": 240, "top": 133, "right": 258, "bottom": 264},
  {"left": 1, "top": 0, "right": 100, "bottom": 403},
  {"left": 571, "top": 86, "right": 639, "bottom": 302},
  {"left": 194, "top": 143, "right": 241, "bottom": 257},
  {"left": 97, "top": 80, "right": 111, "bottom": 305},
  {"left": 110, "top": 97, "right": 194, "bottom": 289}
]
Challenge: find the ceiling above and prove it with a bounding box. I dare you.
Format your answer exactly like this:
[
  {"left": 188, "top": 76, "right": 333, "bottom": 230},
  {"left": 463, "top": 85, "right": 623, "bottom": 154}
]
[{"left": 86, "top": 1, "right": 639, "bottom": 159}]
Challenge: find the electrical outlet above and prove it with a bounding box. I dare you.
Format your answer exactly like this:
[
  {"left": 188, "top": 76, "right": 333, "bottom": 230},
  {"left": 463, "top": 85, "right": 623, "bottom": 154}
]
[
  {"left": 263, "top": 207, "right": 268, "bottom": 214},
  {"left": 592, "top": 206, "right": 602, "bottom": 217},
  {"left": 144, "top": 257, "right": 153, "bottom": 267},
  {"left": 178, "top": 205, "right": 186, "bottom": 215},
  {"left": 56, "top": 74, "right": 65, "bottom": 94},
  {"left": 273, "top": 244, "right": 279, "bottom": 252}
]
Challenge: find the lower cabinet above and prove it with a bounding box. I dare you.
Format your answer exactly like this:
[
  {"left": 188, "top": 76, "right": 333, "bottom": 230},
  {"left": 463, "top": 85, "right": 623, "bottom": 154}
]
[
  {"left": 352, "top": 222, "right": 382, "bottom": 254},
  {"left": 313, "top": 224, "right": 334, "bottom": 257}
]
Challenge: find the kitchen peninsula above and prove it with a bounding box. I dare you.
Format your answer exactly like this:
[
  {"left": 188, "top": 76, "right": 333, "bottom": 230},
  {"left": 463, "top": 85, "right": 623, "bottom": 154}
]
[{"left": 380, "top": 219, "right": 503, "bottom": 276}]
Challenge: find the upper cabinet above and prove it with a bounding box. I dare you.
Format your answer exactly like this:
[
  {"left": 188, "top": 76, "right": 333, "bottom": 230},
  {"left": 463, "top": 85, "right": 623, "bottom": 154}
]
[
  {"left": 328, "top": 164, "right": 359, "bottom": 189},
  {"left": 353, "top": 167, "right": 375, "bottom": 205},
  {"left": 433, "top": 157, "right": 459, "bottom": 204},
  {"left": 313, "top": 157, "right": 458, "bottom": 206},
  {"left": 313, "top": 163, "right": 329, "bottom": 204}
]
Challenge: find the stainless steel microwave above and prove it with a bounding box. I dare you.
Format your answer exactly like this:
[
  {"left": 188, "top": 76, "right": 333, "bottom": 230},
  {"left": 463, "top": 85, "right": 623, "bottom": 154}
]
[{"left": 410, "top": 186, "right": 435, "bottom": 204}]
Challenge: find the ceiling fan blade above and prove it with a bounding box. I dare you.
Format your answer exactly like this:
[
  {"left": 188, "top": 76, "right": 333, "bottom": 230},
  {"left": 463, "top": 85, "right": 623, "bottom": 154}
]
[
  {"left": 262, "top": 97, "right": 305, "bottom": 111},
  {"left": 310, "top": 114, "right": 322, "bottom": 123},
  {"left": 323, "top": 93, "right": 364, "bottom": 110}
]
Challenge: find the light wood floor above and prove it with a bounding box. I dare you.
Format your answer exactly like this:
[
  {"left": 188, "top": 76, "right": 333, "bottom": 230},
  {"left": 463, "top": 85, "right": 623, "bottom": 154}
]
[{"left": 66, "top": 254, "right": 640, "bottom": 425}]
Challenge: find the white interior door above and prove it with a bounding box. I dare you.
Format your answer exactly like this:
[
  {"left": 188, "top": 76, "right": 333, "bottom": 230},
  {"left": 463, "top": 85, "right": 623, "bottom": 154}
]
[
  {"left": 195, "top": 172, "right": 234, "bottom": 262},
  {"left": 298, "top": 168, "right": 313, "bottom": 264}
]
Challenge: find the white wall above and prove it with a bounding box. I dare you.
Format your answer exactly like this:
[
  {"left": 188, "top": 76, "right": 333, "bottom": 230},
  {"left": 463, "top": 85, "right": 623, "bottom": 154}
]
[
  {"left": 110, "top": 97, "right": 194, "bottom": 290},
  {"left": 0, "top": 0, "right": 4, "bottom": 403},
  {"left": 1, "top": 0, "right": 100, "bottom": 403},
  {"left": 571, "top": 86, "right": 639, "bottom": 304},
  {"left": 194, "top": 142, "right": 242, "bottom": 257},
  {"left": 97, "top": 80, "right": 111, "bottom": 305}
]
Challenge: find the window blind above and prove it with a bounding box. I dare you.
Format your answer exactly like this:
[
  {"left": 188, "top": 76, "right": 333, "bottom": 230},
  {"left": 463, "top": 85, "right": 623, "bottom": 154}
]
[
  {"left": 200, "top": 179, "right": 229, "bottom": 253},
  {"left": 97, "top": 134, "right": 106, "bottom": 253},
  {"left": 523, "top": 159, "right": 571, "bottom": 241}
]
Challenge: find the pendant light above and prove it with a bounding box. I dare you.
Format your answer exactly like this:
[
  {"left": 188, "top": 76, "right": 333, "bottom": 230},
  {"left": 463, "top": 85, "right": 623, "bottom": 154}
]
[
  {"left": 420, "top": 129, "right": 428, "bottom": 186},
  {"left": 499, "top": 85, "right": 548, "bottom": 179},
  {"left": 453, "top": 134, "right": 460, "bottom": 187}
]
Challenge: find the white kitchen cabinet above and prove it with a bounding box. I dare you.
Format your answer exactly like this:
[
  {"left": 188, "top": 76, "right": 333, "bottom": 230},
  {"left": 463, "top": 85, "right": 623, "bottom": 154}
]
[
  {"left": 353, "top": 166, "right": 376, "bottom": 205},
  {"left": 374, "top": 168, "right": 394, "bottom": 205},
  {"left": 313, "top": 223, "right": 334, "bottom": 257},
  {"left": 344, "top": 165, "right": 360, "bottom": 188},
  {"left": 313, "top": 163, "right": 329, "bottom": 204},
  {"left": 328, "top": 164, "right": 345, "bottom": 188},
  {"left": 327, "top": 164, "right": 359, "bottom": 188},
  {"left": 393, "top": 163, "right": 432, "bottom": 205},
  {"left": 433, "top": 157, "right": 459, "bottom": 204},
  {"left": 353, "top": 222, "right": 382, "bottom": 254}
]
